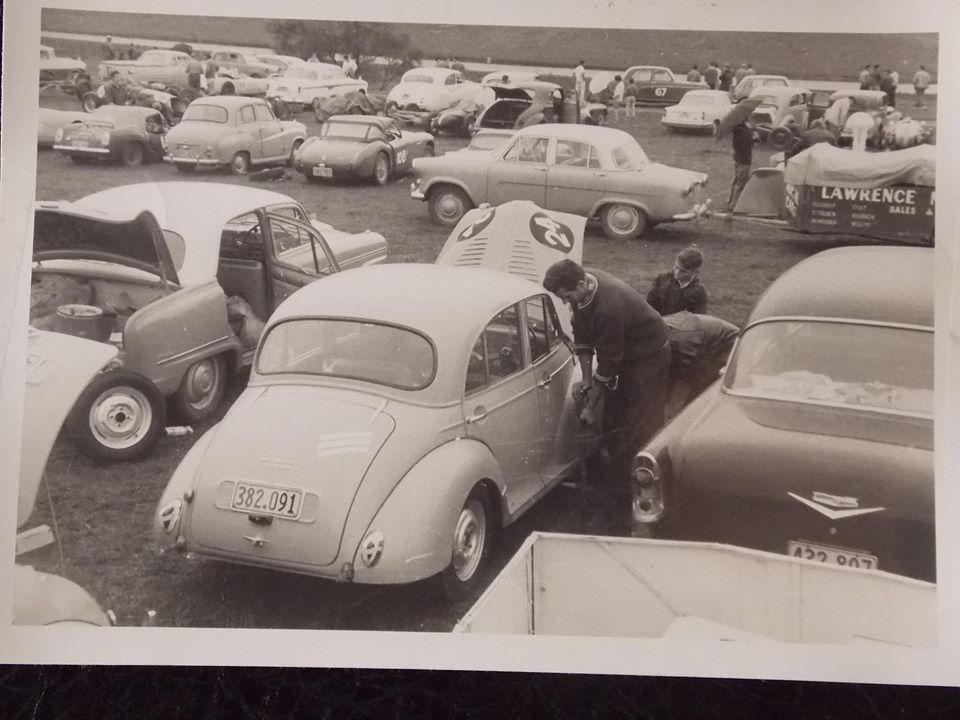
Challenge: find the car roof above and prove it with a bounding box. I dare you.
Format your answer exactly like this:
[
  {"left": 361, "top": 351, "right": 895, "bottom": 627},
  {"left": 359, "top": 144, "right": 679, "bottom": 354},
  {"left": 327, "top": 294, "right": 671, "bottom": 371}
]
[
  {"left": 325, "top": 115, "right": 394, "bottom": 128},
  {"left": 682, "top": 90, "right": 731, "bottom": 99},
  {"left": 68, "top": 182, "right": 304, "bottom": 286},
  {"left": 747, "top": 246, "right": 933, "bottom": 328},
  {"left": 142, "top": 49, "right": 190, "bottom": 58},
  {"left": 747, "top": 75, "right": 789, "bottom": 81},
  {"left": 749, "top": 85, "right": 810, "bottom": 99},
  {"left": 513, "top": 123, "right": 636, "bottom": 146},
  {"left": 190, "top": 95, "right": 271, "bottom": 109},
  {"left": 626, "top": 65, "right": 672, "bottom": 73},
  {"left": 267, "top": 264, "right": 547, "bottom": 401},
  {"left": 403, "top": 67, "right": 460, "bottom": 80}
]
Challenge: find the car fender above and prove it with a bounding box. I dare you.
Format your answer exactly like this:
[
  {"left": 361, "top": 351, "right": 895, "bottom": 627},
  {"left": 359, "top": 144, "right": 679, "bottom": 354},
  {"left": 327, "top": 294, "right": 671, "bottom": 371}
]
[
  {"left": 588, "top": 195, "right": 654, "bottom": 221},
  {"left": 350, "top": 438, "right": 505, "bottom": 583},
  {"left": 217, "top": 131, "right": 256, "bottom": 161},
  {"left": 352, "top": 141, "right": 386, "bottom": 176},
  {"left": 14, "top": 565, "right": 110, "bottom": 626},
  {"left": 419, "top": 175, "right": 480, "bottom": 205},
  {"left": 153, "top": 423, "right": 220, "bottom": 548}
]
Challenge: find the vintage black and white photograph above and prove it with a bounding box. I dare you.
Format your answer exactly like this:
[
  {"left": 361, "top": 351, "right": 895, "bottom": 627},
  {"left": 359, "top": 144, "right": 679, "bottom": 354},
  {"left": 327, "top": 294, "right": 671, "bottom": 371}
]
[{"left": 2, "top": 0, "right": 959, "bottom": 681}]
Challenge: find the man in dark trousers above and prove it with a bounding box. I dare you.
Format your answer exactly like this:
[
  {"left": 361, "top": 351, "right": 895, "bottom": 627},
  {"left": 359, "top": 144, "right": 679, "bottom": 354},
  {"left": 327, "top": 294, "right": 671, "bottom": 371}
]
[
  {"left": 728, "top": 118, "right": 754, "bottom": 211},
  {"left": 543, "top": 260, "right": 671, "bottom": 491},
  {"left": 646, "top": 246, "right": 708, "bottom": 316}
]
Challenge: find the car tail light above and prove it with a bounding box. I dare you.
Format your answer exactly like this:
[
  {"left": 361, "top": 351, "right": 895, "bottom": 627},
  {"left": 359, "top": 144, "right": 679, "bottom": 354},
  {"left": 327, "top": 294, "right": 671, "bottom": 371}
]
[{"left": 631, "top": 452, "right": 665, "bottom": 523}]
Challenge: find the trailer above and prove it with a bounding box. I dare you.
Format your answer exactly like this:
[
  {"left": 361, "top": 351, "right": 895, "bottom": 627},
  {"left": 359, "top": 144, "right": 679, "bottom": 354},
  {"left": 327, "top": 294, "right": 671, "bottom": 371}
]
[{"left": 455, "top": 532, "right": 936, "bottom": 646}]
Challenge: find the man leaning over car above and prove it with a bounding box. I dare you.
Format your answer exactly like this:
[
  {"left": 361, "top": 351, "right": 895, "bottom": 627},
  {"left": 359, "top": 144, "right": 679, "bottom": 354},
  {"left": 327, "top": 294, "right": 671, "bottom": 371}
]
[{"left": 544, "top": 260, "right": 671, "bottom": 500}]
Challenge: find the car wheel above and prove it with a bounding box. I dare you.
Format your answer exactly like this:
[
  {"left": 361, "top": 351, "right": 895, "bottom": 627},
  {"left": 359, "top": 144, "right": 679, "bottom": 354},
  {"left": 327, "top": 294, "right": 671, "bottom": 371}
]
[
  {"left": 440, "top": 488, "right": 493, "bottom": 601},
  {"left": 221, "top": 82, "right": 235, "bottom": 95},
  {"left": 81, "top": 91, "right": 100, "bottom": 113},
  {"left": 427, "top": 186, "right": 473, "bottom": 226},
  {"left": 600, "top": 203, "right": 648, "bottom": 240},
  {"left": 75, "top": 80, "right": 92, "bottom": 98},
  {"left": 230, "top": 152, "right": 251, "bottom": 175},
  {"left": 768, "top": 126, "right": 794, "bottom": 151},
  {"left": 288, "top": 138, "right": 304, "bottom": 167},
  {"left": 170, "top": 354, "right": 227, "bottom": 423},
  {"left": 67, "top": 371, "right": 165, "bottom": 462},
  {"left": 371, "top": 152, "right": 390, "bottom": 186},
  {"left": 120, "top": 142, "right": 145, "bottom": 167}
]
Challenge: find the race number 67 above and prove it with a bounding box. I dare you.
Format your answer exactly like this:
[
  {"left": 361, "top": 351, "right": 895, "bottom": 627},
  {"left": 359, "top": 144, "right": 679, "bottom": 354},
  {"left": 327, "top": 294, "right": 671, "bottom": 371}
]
[{"left": 654, "top": 87, "right": 667, "bottom": 97}]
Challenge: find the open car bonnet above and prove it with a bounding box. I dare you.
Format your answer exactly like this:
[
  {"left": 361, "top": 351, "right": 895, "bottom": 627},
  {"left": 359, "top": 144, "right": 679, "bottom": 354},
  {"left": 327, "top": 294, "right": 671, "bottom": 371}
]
[
  {"left": 19, "top": 330, "right": 118, "bottom": 528},
  {"left": 186, "top": 385, "right": 396, "bottom": 567},
  {"left": 435, "top": 200, "right": 585, "bottom": 335},
  {"left": 33, "top": 202, "right": 179, "bottom": 284}
]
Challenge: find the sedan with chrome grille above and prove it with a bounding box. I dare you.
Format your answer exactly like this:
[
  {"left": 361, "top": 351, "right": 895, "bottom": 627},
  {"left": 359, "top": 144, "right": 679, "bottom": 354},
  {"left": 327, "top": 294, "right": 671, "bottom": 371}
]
[{"left": 631, "top": 246, "right": 934, "bottom": 582}]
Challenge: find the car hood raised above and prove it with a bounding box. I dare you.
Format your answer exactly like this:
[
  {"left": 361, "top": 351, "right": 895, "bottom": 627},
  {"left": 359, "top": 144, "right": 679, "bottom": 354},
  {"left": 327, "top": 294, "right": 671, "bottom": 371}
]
[
  {"left": 186, "top": 385, "right": 395, "bottom": 567},
  {"left": 672, "top": 394, "right": 933, "bottom": 523}
]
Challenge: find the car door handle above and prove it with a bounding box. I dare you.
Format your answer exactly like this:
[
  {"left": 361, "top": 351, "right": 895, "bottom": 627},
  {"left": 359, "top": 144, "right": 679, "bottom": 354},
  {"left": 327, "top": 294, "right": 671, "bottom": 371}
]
[
  {"left": 466, "top": 407, "right": 488, "bottom": 424},
  {"left": 537, "top": 375, "right": 552, "bottom": 389}
]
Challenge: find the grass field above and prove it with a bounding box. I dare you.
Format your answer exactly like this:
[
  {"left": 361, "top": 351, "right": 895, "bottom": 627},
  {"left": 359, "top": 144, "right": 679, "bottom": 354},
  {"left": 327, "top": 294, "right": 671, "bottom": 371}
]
[{"left": 41, "top": 8, "right": 938, "bottom": 80}]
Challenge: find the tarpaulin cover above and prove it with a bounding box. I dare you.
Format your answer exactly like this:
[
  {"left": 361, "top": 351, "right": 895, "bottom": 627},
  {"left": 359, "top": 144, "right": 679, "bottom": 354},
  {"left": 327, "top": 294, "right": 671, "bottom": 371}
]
[{"left": 784, "top": 143, "right": 936, "bottom": 188}]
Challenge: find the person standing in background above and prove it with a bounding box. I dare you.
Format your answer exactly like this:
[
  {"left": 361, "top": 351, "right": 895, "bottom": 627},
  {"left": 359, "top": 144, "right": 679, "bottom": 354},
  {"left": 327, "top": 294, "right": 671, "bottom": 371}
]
[
  {"left": 703, "top": 61, "right": 720, "bottom": 90},
  {"left": 624, "top": 77, "right": 638, "bottom": 117},
  {"left": 573, "top": 60, "right": 587, "bottom": 106},
  {"left": 186, "top": 54, "right": 203, "bottom": 90},
  {"left": 102, "top": 36, "right": 115, "bottom": 60},
  {"left": 647, "top": 247, "right": 709, "bottom": 316},
  {"left": 686, "top": 64, "right": 702, "bottom": 83},
  {"left": 728, "top": 118, "right": 754, "bottom": 211},
  {"left": 890, "top": 68, "right": 900, "bottom": 105},
  {"left": 612, "top": 75, "right": 625, "bottom": 121},
  {"left": 733, "top": 64, "right": 749, "bottom": 86},
  {"left": 718, "top": 63, "right": 734, "bottom": 92},
  {"left": 859, "top": 64, "right": 872, "bottom": 89},
  {"left": 912, "top": 65, "right": 931, "bottom": 109}
]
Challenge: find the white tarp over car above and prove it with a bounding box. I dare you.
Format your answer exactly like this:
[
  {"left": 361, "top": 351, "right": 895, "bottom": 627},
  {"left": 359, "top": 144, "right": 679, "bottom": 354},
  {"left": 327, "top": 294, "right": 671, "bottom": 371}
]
[
  {"left": 455, "top": 532, "right": 936, "bottom": 646},
  {"left": 784, "top": 143, "right": 936, "bottom": 188}
]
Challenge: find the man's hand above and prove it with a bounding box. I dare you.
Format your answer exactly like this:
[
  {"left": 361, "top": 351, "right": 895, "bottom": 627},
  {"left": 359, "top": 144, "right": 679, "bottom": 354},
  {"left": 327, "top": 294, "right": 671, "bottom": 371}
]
[{"left": 572, "top": 380, "right": 593, "bottom": 403}]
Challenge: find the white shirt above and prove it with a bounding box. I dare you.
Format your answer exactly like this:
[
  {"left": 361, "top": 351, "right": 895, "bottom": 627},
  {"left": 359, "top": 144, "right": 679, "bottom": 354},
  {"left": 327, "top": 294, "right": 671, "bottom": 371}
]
[
  {"left": 614, "top": 81, "right": 625, "bottom": 101},
  {"left": 573, "top": 64, "right": 585, "bottom": 86}
]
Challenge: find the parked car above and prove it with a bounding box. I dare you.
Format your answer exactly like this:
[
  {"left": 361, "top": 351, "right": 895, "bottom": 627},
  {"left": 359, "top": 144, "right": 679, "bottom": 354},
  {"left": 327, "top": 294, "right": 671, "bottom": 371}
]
[
  {"left": 163, "top": 96, "right": 306, "bottom": 174},
  {"left": 824, "top": 89, "right": 891, "bottom": 146},
  {"left": 470, "top": 81, "right": 606, "bottom": 135},
  {"left": 30, "top": 182, "right": 387, "bottom": 461},
  {"left": 730, "top": 74, "right": 790, "bottom": 102},
  {"left": 80, "top": 78, "right": 196, "bottom": 122},
  {"left": 15, "top": 330, "right": 116, "bottom": 626},
  {"left": 410, "top": 124, "right": 709, "bottom": 239},
  {"left": 621, "top": 65, "right": 703, "bottom": 106},
  {"left": 210, "top": 50, "right": 278, "bottom": 78},
  {"left": 37, "top": 108, "right": 88, "bottom": 148},
  {"left": 53, "top": 105, "right": 168, "bottom": 166},
  {"left": 293, "top": 115, "right": 435, "bottom": 185},
  {"left": 39, "top": 44, "right": 85, "bottom": 85},
  {"left": 255, "top": 54, "right": 305, "bottom": 73},
  {"left": 386, "top": 67, "right": 483, "bottom": 114},
  {"left": 632, "top": 246, "right": 934, "bottom": 582},
  {"left": 99, "top": 49, "right": 192, "bottom": 85},
  {"left": 153, "top": 201, "right": 598, "bottom": 598},
  {"left": 661, "top": 89, "right": 733, "bottom": 132},
  {"left": 265, "top": 63, "right": 368, "bottom": 113},
  {"left": 208, "top": 69, "right": 271, "bottom": 96},
  {"left": 748, "top": 85, "right": 833, "bottom": 150}
]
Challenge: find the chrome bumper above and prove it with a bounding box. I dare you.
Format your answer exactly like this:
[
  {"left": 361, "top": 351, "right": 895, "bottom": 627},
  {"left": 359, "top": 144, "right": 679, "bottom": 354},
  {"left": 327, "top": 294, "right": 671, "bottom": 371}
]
[
  {"left": 53, "top": 145, "right": 110, "bottom": 154},
  {"left": 164, "top": 156, "right": 222, "bottom": 166},
  {"left": 672, "top": 199, "right": 712, "bottom": 221}
]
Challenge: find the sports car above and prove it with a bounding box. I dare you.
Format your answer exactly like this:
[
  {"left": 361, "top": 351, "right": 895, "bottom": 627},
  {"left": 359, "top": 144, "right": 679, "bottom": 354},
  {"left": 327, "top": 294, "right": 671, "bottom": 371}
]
[
  {"left": 37, "top": 108, "right": 88, "bottom": 148},
  {"left": 631, "top": 246, "right": 934, "bottom": 582},
  {"left": 661, "top": 90, "right": 733, "bottom": 132},
  {"left": 53, "top": 105, "right": 168, "bottom": 166},
  {"left": 621, "top": 65, "right": 703, "bottom": 106},
  {"left": 210, "top": 49, "right": 277, "bottom": 78},
  {"left": 153, "top": 201, "right": 599, "bottom": 599},
  {"left": 30, "top": 182, "right": 386, "bottom": 461},
  {"left": 410, "top": 124, "right": 709, "bottom": 239},
  {"left": 208, "top": 69, "right": 271, "bottom": 96},
  {"left": 293, "top": 115, "right": 435, "bottom": 185},
  {"left": 163, "top": 96, "right": 306, "bottom": 174}
]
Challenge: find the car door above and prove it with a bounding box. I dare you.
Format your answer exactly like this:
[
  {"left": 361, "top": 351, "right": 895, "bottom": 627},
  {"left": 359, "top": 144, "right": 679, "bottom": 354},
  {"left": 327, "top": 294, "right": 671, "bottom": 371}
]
[
  {"left": 629, "top": 68, "right": 655, "bottom": 103},
  {"left": 546, "top": 138, "right": 606, "bottom": 215},
  {"left": 652, "top": 68, "right": 678, "bottom": 103},
  {"left": 523, "top": 295, "right": 584, "bottom": 483},
  {"left": 487, "top": 135, "right": 549, "bottom": 206},
  {"left": 384, "top": 120, "right": 424, "bottom": 171},
  {"left": 144, "top": 112, "right": 167, "bottom": 159},
  {"left": 463, "top": 303, "right": 543, "bottom": 514},
  {"left": 253, "top": 103, "right": 288, "bottom": 161},
  {"left": 262, "top": 213, "right": 340, "bottom": 308}
]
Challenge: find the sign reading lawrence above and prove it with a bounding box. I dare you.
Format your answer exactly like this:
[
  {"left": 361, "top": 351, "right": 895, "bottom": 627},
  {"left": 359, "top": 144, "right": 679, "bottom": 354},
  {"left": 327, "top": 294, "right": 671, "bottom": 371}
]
[{"left": 787, "top": 183, "right": 935, "bottom": 244}]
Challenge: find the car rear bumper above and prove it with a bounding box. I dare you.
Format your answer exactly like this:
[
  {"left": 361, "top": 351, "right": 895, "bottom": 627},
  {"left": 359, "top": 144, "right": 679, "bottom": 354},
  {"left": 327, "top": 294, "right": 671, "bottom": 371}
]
[
  {"left": 165, "top": 156, "right": 223, "bottom": 167},
  {"left": 661, "top": 117, "right": 713, "bottom": 130},
  {"left": 672, "top": 199, "right": 712, "bottom": 220}
]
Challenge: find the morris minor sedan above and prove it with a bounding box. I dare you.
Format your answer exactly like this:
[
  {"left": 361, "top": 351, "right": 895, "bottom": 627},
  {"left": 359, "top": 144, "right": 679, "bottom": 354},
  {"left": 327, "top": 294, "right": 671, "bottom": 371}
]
[
  {"left": 386, "top": 67, "right": 482, "bottom": 114},
  {"left": 154, "top": 202, "right": 599, "bottom": 599},
  {"left": 631, "top": 246, "right": 934, "bottom": 582},
  {"left": 164, "top": 96, "right": 306, "bottom": 174},
  {"left": 411, "top": 124, "right": 708, "bottom": 239},
  {"left": 53, "top": 105, "right": 168, "bottom": 167},
  {"left": 621, "top": 65, "right": 703, "bottom": 106},
  {"left": 293, "top": 115, "right": 435, "bottom": 185},
  {"left": 662, "top": 90, "right": 733, "bottom": 132},
  {"left": 30, "top": 182, "right": 386, "bottom": 461}
]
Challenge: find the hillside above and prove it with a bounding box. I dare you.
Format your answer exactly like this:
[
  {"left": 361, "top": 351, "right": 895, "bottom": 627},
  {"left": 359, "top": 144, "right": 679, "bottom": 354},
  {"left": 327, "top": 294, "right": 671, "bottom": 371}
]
[{"left": 41, "top": 9, "right": 938, "bottom": 81}]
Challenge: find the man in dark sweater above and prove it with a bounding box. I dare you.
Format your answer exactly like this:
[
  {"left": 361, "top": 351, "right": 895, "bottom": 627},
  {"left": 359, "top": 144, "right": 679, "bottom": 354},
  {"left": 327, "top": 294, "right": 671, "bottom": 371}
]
[
  {"left": 647, "top": 246, "right": 708, "bottom": 315},
  {"left": 544, "top": 260, "right": 671, "bottom": 484},
  {"left": 728, "top": 119, "right": 754, "bottom": 211},
  {"left": 663, "top": 311, "right": 739, "bottom": 415}
]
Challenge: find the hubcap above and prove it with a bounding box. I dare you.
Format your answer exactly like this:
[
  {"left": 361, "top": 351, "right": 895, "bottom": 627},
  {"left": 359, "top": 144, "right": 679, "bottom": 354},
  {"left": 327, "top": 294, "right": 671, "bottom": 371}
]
[
  {"left": 232, "top": 154, "right": 248, "bottom": 173},
  {"left": 88, "top": 386, "right": 153, "bottom": 450},
  {"left": 609, "top": 205, "right": 640, "bottom": 235},
  {"left": 183, "top": 358, "right": 221, "bottom": 411},
  {"left": 452, "top": 499, "right": 486, "bottom": 582},
  {"left": 436, "top": 192, "right": 465, "bottom": 223},
  {"left": 376, "top": 158, "right": 388, "bottom": 183}
]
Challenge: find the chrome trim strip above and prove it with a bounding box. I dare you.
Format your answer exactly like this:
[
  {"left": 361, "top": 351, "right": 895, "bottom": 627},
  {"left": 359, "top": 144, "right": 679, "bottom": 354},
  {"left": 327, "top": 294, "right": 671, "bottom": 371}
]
[
  {"left": 723, "top": 389, "right": 933, "bottom": 421},
  {"left": 157, "top": 335, "right": 232, "bottom": 366},
  {"left": 54, "top": 145, "right": 110, "bottom": 153},
  {"left": 743, "top": 315, "right": 934, "bottom": 333}
]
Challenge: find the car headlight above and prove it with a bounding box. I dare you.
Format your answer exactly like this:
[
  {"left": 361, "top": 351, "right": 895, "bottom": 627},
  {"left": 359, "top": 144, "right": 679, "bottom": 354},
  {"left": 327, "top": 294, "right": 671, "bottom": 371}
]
[
  {"left": 54, "top": 128, "right": 63, "bottom": 142},
  {"left": 97, "top": 130, "right": 110, "bottom": 145}
]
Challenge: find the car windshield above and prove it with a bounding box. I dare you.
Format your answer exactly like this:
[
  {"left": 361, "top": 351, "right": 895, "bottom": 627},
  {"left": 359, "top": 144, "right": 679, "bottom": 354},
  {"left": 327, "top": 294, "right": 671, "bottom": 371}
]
[
  {"left": 319, "top": 122, "right": 371, "bottom": 141},
  {"left": 611, "top": 141, "right": 649, "bottom": 170},
  {"left": 724, "top": 320, "right": 933, "bottom": 416},
  {"left": 256, "top": 318, "right": 436, "bottom": 390},
  {"left": 403, "top": 73, "right": 435, "bottom": 84},
  {"left": 754, "top": 94, "right": 781, "bottom": 106},
  {"left": 181, "top": 104, "right": 228, "bottom": 123},
  {"left": 470, "top": 133, "right": 512, "bottom": 151},
  {"left": 285, "top": 66, "right": 323, "bottom": 79},
  {"left": 682, "top": 93, "right": 723, "bottom": 106}
]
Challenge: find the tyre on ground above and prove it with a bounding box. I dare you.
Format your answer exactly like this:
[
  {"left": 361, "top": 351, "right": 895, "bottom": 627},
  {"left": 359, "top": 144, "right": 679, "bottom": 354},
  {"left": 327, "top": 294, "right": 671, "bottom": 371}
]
[
  {"left": 439, "top": 486, "right": 495, "bottom": 601},
  {"left": 427, "top": 185, "right": 474, "bottom": 226}
]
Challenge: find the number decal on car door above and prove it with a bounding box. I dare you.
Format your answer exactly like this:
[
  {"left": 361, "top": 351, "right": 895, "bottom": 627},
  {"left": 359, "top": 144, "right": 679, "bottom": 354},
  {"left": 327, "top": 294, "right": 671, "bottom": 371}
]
[
  {"left": 654, "top": 87, "right": 667, "bottom": 97},
  {"left": 396, "top": 148, "right": 408, "bottom": 165}
]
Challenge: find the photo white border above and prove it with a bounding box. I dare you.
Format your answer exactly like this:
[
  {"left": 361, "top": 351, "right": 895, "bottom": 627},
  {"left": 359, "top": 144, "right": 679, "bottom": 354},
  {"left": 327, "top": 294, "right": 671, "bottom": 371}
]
[{"left": 2, "top": 0, "right": 958, "bottom": 684}]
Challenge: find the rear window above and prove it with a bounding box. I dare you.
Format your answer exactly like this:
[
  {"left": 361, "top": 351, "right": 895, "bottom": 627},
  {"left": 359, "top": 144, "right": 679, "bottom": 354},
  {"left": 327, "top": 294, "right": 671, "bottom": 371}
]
[
  {"left": 257, "top": 319, "right": 436, "bottom": 390},
  {"left": 611, "top": 141, "right": 649, "bottom": 170},
  {"left": 724, "top": 320, "right": 933, "bottom": 416},
  {"left": 319, "top": 122, "right": 371, "bottom": 141},
  {"left": 182, "top": 104, "right": 228, "bottom": 123}
]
